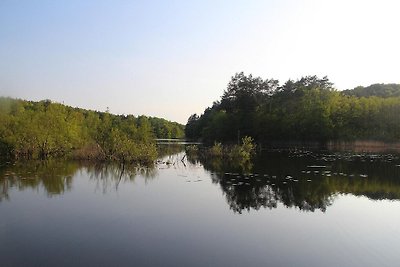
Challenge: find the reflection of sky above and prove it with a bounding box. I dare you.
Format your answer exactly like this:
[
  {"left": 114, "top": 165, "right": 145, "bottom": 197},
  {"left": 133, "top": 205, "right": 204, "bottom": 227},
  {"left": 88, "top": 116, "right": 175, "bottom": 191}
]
[
  {"left": 1, "top": 0, "right": 400, "bottom": 123},
  {"left": 1, "top": 158, "right": 400, "bottom": 266}
]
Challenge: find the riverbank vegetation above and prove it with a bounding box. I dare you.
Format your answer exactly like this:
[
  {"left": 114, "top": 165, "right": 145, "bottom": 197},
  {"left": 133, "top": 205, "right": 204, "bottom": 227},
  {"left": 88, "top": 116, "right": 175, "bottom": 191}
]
[
  {"left": 186, "top": 73, "right": 400, "bottom": 145},
  {"left": 186, "top": 136, "right": 256, "bottom": 166},
  {"left": 0, "top": 97, "right": 184, "bottom": 163}
]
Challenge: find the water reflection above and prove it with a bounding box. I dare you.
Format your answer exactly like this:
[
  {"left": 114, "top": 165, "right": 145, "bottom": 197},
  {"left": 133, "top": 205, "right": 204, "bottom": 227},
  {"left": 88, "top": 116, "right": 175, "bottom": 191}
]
[
  {"left": 0, "top": 144, "right": 186, "bottom": 202},
  {"left": 188, "top": 150, "right": 400, "bottom": 213},
  {"left": 0, "top": 160, "right": 77, "bottom": 201},
  {"left": 157, "top": 143, "right": 187, "bottom": 158},
  {"left": 0, "top": 160, "right": 158, "bottom": 201},
  {"left": 85, "top": 162, "right": 158, "bottom": 193},
  {"left": 2, "top": 147, "right": 400, "bottom": 214}
]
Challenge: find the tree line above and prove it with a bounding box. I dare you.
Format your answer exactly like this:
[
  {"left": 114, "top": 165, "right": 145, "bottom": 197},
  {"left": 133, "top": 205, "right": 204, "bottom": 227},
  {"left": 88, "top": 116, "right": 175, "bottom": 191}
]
[
  {"left": 185, "top": 72, "right": 400, "bottom": 144},
  {"left": 0, "top": 97, "right": 184, "bottom": 162}
]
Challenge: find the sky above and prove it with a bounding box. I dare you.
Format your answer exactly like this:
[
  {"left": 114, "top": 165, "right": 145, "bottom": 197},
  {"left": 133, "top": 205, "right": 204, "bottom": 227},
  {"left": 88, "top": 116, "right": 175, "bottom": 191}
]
[{"left": 1, "top": 0, "right": 399, "bottom": 124}]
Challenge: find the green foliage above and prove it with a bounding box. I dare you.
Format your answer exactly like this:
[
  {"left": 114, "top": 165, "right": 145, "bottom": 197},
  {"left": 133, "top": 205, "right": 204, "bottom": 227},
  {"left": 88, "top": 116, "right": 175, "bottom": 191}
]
[
  {"left": 236, "top": 136, "right": 256, "bottom": 159},
  {"left": 185, "top": 145, "right": 199, "bottom": 156},
  {"left": 186, "top": 136, "right": 256, "bottom": 173},
  {"left": 148, "top": 117, "right": 185, "bottom": 139},
  {"left": 198, "top": 136, "right": 256, "bottom": 161},
  {"left": 342, "top": 83, "right": 400, "bottom": 98},
  {"left": 186, "top": 73, "right": 400, "bottom": 144},
  {"left": 209, "top": 142, "right": 223, "bottom": 157},
  {"left": 227, "top": 136, "right": 255, "bottom": 161},
  {"left": 0, "top": 97, "right": 183, "bottom": 163}
]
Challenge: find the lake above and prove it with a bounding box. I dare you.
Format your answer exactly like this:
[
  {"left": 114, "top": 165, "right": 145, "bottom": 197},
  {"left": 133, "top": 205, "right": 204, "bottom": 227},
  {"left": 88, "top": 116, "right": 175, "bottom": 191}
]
[{"left": 1, "top": 145, "right": 400, "bottom": 267}]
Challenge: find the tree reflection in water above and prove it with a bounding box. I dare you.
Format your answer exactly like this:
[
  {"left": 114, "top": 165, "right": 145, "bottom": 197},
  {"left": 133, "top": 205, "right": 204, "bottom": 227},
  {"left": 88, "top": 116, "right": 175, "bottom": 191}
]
[
  {"left": 0, "top": 144, "right": 186, "bottom": 201},
  {"left": 188, "top": 150, "right": 400, "bottom": 213},
  {"left": 85, "top": 162, "right": 157, "bottom": 193},
  {"left": 0, "top": 160, "right": 77, "bottom": 201},
  {"left": 0, "top": 160, "right": 158, "bottom": 201},
  {"left": 2, "top": 148, "right": 400, "bottom": 214}
]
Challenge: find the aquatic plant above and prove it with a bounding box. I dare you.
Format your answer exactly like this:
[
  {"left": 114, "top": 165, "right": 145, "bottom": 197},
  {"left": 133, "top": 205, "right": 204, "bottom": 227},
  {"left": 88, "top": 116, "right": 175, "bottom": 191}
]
[{"left": 209, "top": 142, "right": 223, "bottom": 157}]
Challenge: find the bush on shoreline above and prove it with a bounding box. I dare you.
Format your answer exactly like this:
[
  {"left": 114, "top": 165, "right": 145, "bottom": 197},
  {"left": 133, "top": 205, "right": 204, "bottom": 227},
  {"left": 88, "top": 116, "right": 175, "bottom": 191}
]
[{"left": 186, "top": 136, "right": 256, "bottom": 162}]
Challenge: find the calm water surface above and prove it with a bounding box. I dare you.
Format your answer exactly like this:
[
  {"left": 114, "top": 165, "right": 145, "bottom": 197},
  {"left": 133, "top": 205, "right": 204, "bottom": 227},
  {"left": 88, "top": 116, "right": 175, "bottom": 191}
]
[{"left": 1, "top": 146, "right": 400, "bottom": 267}]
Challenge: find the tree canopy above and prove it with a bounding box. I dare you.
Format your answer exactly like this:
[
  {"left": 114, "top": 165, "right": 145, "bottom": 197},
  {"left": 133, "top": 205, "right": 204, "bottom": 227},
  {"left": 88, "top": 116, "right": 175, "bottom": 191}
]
[
  {"left": 186, "top": 73, "right": 400, "bottom": 144},
  {"left": 342, "top": 83, "right": 400, "bottom": 98},
  {"left": 0, "top": 97, "right": 184, "bottom": 162}
]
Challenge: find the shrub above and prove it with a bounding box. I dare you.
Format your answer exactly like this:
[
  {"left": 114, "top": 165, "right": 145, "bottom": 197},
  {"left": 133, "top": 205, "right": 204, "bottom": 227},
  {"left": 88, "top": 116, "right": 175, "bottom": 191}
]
[{"left": 209, "top": 142, "right": 223, "bottom": 157}]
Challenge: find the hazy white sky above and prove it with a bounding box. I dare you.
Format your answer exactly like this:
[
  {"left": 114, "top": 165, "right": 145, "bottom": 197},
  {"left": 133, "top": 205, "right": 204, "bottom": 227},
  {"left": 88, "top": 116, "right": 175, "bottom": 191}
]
[{"left": 1, "top": 0, "right": 399, "bottom": 123}]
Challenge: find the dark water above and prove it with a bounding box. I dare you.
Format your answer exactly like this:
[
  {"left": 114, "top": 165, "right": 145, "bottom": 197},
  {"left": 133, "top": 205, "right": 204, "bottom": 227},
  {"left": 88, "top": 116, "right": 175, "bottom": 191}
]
[{"left": 1, "top": 146, "right": 400, "bottom": 267}]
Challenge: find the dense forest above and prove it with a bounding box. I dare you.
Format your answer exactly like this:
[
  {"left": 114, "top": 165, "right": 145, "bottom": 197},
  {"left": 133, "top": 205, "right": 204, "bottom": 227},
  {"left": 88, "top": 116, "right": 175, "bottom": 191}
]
[
  {"left": 0, "top": 97, "right": 184, "bottom": 162},
  {"left": 342, "top": 83, "right": 400, "bottom": 98},
  {"left": 186, "top": 73, "right": 400, "bottom": 144}
]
